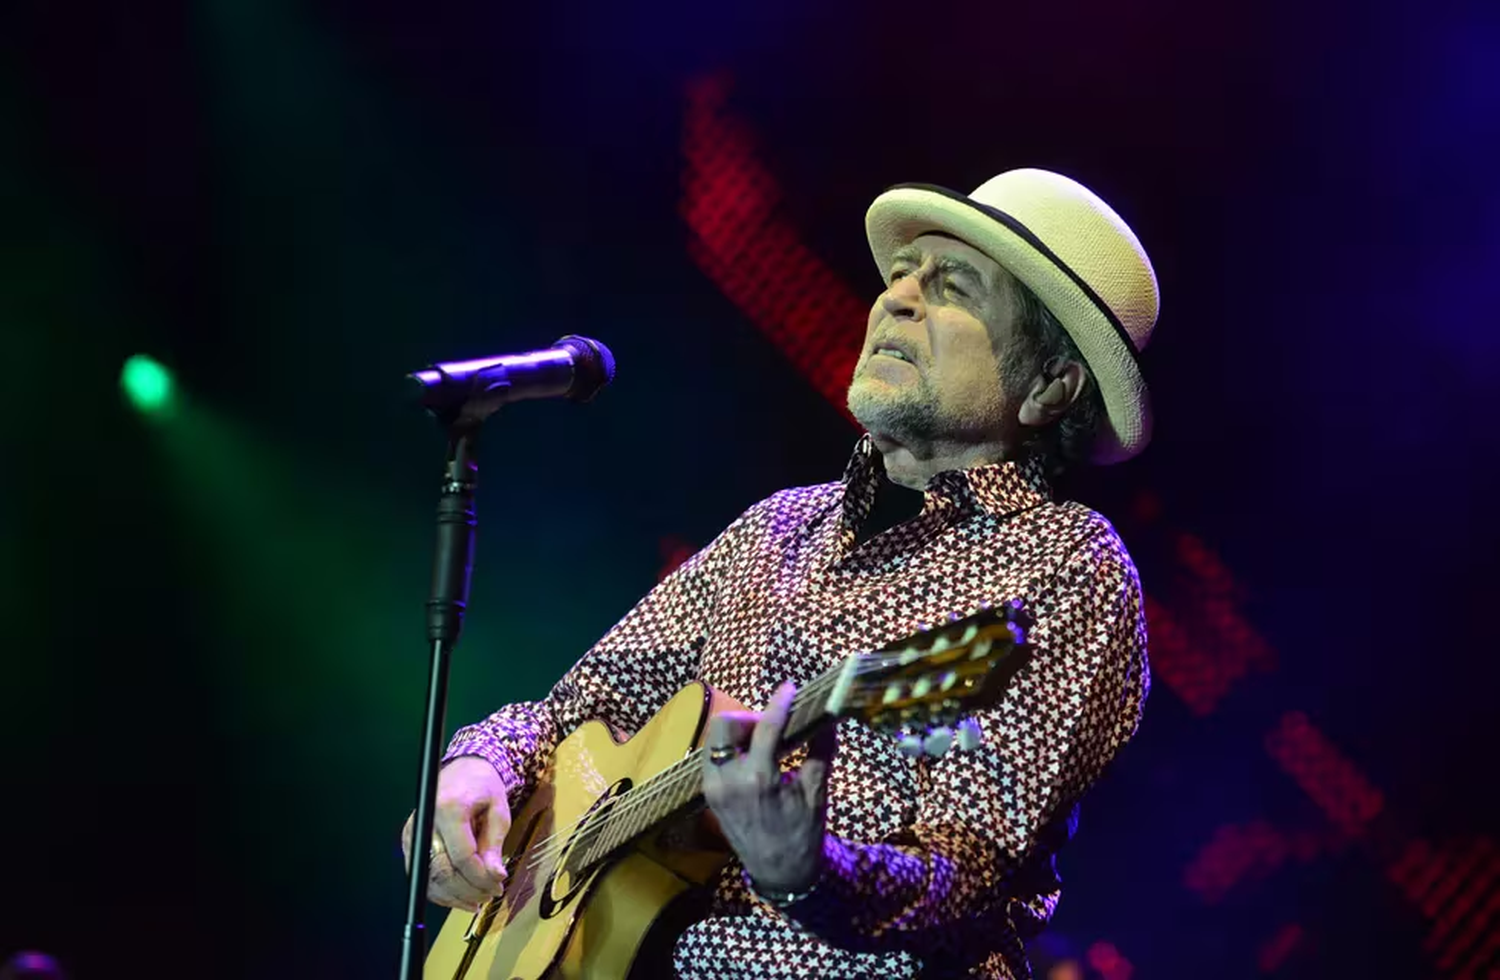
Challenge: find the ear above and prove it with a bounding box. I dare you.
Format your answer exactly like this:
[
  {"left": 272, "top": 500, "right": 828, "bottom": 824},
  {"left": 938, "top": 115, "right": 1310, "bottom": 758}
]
[{"left": 1017, "top": 358, "right": 1087, "bottom": 428}]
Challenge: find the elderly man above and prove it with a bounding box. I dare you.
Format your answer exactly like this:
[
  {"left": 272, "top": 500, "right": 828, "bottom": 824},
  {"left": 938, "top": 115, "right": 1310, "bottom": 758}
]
[{"left": 405, "top": 168, "right": 1159, "bottom": 979}]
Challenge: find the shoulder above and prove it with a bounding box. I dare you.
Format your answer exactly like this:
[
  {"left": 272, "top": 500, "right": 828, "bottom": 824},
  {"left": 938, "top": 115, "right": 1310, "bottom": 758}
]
[
  {"left": 1013, "top": 503, "right": 1146, "bottom": 659},
  {"left": 734, "top": 481, "right": 845, "bottom": 535},
  {"left": 1040, "top": 501, "right": 1142, "bottom": 597},
  {"left": 1058, "top": 503, "right": 1136, "bottom": 568},
  {"left": 678, "top": 482, "right": 843, "bottom": 575}
]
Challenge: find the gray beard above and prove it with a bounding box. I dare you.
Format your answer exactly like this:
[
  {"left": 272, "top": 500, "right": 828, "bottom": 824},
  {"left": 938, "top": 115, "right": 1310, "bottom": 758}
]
[{"left": 847, "top": 378, "right": 944, "bottom": 446}]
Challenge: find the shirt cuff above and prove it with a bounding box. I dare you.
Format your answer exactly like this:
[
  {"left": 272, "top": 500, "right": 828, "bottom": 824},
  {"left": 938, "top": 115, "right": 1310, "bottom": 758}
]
[
  {"left": 440, "top": 734, "right": 524, "bottom": 799},
  {"left": 747, "top": 835, "right": 861, "bottom": 934}
]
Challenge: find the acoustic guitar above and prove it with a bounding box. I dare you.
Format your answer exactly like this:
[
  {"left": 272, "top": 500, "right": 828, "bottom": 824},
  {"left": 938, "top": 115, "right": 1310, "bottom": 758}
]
[{"left": 424, "top": 602, "right": 1032, "bottom": 980}]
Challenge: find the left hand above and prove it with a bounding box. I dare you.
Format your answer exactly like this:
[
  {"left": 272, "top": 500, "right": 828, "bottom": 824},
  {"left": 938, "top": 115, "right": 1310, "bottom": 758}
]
[{"left": 701, "top": 682, "right": 837, "bottom": 894}]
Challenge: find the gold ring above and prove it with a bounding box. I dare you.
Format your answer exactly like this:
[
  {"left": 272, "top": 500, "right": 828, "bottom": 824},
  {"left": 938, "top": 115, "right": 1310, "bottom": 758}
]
[
  {"left": 708, "top": 745, "right": 738, "bottom": 766},
  {"left": 430, "top": 835, "right": 444, "bottom": 861}
]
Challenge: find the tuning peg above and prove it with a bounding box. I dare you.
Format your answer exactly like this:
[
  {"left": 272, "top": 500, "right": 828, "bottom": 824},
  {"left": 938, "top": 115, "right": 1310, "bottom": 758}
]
[
  {"left": 956, "top": 718, "right": 983, "bottom": 752},
  {"left": 922, "top": 725, "right": 953, "bottom": 757}
]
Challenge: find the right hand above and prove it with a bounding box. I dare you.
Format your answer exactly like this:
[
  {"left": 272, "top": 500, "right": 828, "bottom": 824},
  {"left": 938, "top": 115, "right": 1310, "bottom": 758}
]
[{"left": 401, "top": 757, "right": 512, "bottom": 912}]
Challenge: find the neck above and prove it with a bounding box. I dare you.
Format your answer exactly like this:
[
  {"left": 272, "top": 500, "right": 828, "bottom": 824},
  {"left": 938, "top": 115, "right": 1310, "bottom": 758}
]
[{"left": 872, "top": 435, "right": 1009, "bottom": 490}]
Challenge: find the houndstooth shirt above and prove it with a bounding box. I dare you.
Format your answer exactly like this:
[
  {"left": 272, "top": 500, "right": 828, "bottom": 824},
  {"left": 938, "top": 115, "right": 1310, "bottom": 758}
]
[{"left": 444, "top": 435, "right": 1149, "bottom": 979}]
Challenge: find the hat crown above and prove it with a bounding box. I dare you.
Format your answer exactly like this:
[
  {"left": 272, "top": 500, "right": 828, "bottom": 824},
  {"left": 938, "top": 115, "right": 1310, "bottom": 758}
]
[{"left": 969, "top": 169, "right": 1158, "bottom": 352}]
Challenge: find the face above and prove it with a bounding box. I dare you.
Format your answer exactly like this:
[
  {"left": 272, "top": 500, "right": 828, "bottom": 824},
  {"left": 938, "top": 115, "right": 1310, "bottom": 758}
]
[{"left": 847, "top": 233, "right": 1027, "bottom": 451}]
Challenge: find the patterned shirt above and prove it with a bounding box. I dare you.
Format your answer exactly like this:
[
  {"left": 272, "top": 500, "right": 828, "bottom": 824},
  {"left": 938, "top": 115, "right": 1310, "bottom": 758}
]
[{"left": 444, "top": 435, "right": 1149, "bottom": 979}]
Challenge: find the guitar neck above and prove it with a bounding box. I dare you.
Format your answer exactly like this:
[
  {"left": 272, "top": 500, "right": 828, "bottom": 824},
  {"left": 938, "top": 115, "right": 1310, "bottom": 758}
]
[
  {"left": 563, "top": 605, "right": 1028, "bottom": 875},
  {"left": 569, "top": 661, "right": 851, "bottom": 868}
]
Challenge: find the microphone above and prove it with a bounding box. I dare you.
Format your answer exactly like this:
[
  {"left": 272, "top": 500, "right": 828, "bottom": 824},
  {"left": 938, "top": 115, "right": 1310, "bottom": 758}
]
[{"left": 407, "top": 335, "right": 616, "bottom": 421}]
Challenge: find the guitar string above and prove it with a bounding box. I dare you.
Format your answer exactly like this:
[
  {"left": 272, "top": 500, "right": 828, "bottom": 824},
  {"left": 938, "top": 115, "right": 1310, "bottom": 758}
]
[
  {"left": 517, "top": 634, "right": 1010, "bottom": 876},
  {"left": 516, "top": 633, "right": 1010, "bottom": 876}
]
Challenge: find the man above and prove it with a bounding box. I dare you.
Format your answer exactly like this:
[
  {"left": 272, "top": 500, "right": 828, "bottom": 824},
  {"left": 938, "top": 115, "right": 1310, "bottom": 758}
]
[{"left": 403, "top": 168, "right": 1159, "bottom": 978}]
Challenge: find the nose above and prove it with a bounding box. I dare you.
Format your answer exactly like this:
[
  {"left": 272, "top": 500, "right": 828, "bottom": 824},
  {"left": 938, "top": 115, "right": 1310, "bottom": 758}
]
[{"left": 881, "top": 270, "right": 926, "bottom": 322}]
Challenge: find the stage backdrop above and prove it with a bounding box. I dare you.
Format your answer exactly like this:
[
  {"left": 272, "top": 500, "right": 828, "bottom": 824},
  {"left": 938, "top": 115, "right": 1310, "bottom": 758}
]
[{"left": 2, "top": 0, "right": 1498, "bottom": 977}]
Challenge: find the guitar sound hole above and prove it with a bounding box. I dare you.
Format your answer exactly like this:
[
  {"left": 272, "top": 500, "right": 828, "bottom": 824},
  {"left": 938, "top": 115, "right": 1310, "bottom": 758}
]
[{"left": 538, "top": 777, "right": 632, "bottom": 920}]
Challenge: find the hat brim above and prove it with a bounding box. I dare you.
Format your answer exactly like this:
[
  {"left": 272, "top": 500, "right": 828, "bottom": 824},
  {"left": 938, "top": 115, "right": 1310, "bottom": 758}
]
[{"left": 866, "top": 184, "right": 1151, "bottom": 465}]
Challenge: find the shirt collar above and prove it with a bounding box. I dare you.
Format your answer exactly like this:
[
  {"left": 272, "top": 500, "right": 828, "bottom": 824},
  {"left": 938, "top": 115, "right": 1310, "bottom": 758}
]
[{"left": 840, "top": 433, "right": 1052, "bottom": 527}]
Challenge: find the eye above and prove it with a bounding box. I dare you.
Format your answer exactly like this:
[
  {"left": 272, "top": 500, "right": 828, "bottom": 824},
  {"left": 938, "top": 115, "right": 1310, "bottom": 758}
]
[
  {"left": 944, "top": 277, "right": 968, "bottom": 297},
  {"left": 888, "top": 268, "right": 910, "bottom": 284}
]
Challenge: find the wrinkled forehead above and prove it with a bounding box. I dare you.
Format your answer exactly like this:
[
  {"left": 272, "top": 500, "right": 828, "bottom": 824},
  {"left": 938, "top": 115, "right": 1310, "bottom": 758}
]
[{"left": 892, "top": 231, "right": 1016, "bottom": 294}]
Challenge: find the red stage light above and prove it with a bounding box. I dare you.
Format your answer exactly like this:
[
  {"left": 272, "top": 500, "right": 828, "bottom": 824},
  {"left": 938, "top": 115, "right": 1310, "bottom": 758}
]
[
  {"left": 1256, "top": 922, "right": 1306, "bottom": 973},
  {"left": 682, "top": 72, "right": 864, "bottom": 421},
  {"left": 657, "top": 536, "right": 698, "bottom": 582},
  {"left": 1184, "top": 820, "right": 1301, "bottom": 904},
  {"left": 1390, "top": 836, "right": 1500, "bottom": 976},
  {"left": 1264, "top": 711, "right": 1384, "bottom": 838},
  {"left": 1085, "top": 941, "right": 1135, "bottom": 980},
  {"left": 1143, "top": 595, "right": 1230, "bottom": 716}
]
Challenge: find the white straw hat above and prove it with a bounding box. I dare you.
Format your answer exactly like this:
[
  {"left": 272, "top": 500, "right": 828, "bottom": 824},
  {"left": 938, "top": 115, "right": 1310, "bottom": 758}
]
[{"left": 865, "top": 169, "right": 1159, "bottom": 464}]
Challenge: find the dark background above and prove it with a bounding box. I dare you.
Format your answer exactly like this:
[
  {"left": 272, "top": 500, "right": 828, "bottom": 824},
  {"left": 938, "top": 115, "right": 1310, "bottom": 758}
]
[{"left": 3, "top": 0, "right": 1498, "bottom": 977}]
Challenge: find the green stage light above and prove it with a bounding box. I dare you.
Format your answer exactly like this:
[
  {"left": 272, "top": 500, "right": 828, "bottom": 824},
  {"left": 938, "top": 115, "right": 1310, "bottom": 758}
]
[{"left": 121, "top": 354, "right": 175, "bottom": 415}]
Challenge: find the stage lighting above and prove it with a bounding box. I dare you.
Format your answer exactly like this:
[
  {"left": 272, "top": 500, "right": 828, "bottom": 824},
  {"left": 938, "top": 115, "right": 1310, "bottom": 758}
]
[{"left": 120, "top": 354, "right": 175, "bottom": 415}]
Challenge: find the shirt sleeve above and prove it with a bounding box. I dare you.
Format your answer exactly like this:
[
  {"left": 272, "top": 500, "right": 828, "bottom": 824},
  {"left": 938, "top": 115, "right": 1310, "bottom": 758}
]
[
  {"left": 780, "top": 525, "right": 1150, "bottom": 956},
  {"left": 441, "top": 498, "right": 770, "bottom": 806}
]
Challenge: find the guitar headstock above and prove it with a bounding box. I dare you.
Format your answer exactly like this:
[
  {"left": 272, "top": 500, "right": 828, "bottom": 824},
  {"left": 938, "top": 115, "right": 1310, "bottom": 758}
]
[{"left": 832, "top": 601, "right": 1032, "bottom": 759}]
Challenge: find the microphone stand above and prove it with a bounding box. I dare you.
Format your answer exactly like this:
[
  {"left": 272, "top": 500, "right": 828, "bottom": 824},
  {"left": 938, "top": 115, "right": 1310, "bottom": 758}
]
[
  {"left": 399, "top": 418, "right": 480, "bottom": 980},
  {"left": 394, "top": 335, "right": 613, "bottom": 977}
]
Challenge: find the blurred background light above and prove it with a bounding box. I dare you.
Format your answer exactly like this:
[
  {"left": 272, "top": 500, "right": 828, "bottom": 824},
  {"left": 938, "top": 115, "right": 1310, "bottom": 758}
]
[{"left": 120, "top": 354, "right": 175, "bottom": 416}]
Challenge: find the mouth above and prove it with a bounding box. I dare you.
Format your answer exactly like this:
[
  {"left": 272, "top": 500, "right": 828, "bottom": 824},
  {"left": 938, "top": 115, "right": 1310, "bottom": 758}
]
[{"left": 870, "top": 339, "right": 920, "bottom": 368}]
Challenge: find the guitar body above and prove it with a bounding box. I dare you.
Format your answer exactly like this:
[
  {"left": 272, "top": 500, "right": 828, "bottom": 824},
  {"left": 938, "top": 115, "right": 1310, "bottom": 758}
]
[{"left": 424, "top": 682, "right": 738, "bottom": 980}]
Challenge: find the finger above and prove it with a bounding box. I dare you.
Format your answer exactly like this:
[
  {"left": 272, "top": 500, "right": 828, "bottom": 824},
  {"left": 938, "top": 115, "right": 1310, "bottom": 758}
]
[
  {"left": 435, "top": 803, "right": 503, "bottom": 897},
  {"left": 703, "top": 713, "right": 759, "bottom": 806},
  {"left": 400, "top": 813, "right": 415, "bottom": 871},
  {"left": 475, "top": 800, "right": 511, "bottom": 885},
  {"left": 797, "top": 722, "right": 838, "bottom": 809},
  {"left": 429, "top": 849, "right": 488, "bottom": 911},
  {"left": 746, "top": 682, "right": 795, "bottom": 779},
  {"left": 705, "top": 712, "right": 758, "bottom": 753}
]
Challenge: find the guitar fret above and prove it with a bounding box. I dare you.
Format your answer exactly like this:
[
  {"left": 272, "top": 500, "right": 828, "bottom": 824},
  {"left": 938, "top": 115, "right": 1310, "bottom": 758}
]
[{"left": 788, "top": 674, "right": 832, "bottom": 742}]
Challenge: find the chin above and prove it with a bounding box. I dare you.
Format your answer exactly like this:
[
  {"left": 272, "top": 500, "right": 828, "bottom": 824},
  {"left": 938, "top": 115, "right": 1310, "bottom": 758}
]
[
  {"left": 845, "top": 378, "right": 889, "bottom": 427},
  {"left": 847, "top": 382, "right": 933, "bottom": 444},
  {"left": 847, "top": 373, "right": 901, "bottom": 405}
]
